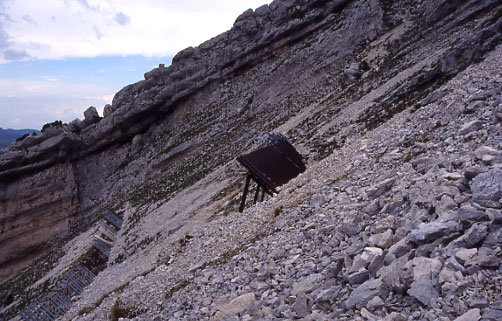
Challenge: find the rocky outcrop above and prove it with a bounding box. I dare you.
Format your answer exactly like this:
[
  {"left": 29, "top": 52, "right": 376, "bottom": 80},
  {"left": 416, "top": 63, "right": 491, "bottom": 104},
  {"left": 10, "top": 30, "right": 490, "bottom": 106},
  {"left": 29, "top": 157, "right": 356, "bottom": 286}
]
[
  {"left": 0, "top": 0, "right": 388, "bottom": 284},
  {"left": 1, "top": 0, "right": 502, "bottom": 319}
]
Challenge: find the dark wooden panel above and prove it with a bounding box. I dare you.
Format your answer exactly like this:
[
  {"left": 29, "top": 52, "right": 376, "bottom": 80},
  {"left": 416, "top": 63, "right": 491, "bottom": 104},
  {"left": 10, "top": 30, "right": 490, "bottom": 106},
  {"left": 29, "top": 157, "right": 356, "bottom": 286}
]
[{"left": 236, "top": 134, "right": 305, "bottom": 212}]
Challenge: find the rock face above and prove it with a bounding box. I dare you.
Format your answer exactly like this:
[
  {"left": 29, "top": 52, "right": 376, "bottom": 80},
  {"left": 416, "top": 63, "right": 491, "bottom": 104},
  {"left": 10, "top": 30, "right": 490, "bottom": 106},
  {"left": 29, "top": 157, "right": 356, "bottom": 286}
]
[{"left": 1, "top": 0, "right": 502, "bottom": 320}]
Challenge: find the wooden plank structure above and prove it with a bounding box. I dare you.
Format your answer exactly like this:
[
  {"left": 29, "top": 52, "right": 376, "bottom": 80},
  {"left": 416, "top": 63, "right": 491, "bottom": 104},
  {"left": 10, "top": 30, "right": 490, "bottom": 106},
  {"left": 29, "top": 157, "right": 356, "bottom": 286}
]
[
  {"left": 104, "top": 213, "right": 123, "bottom": 230},
  {"left": 19, "top": 266, "right": 95, "bottom": 321},
  {"left": 236, "top": 134, "right": 305, "bottom": 212},
  {"left": 18, "top": 213, "right": 123, "bottom": 321}
]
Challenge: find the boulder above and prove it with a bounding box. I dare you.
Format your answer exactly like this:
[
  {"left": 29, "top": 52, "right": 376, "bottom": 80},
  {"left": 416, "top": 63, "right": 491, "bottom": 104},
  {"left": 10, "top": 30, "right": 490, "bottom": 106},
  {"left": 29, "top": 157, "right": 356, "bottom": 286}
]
[
  {"left": 345, "top": 279, "right": 386, "bottom": 309},
  {"left": 471, "top": 168, "right": 502, "bottom": 208},
  {"left": 366, "top": 177, "right": 396, "bottom": 199},
  {"left": 458, "top": 204, "right": 489, "bottom": 222},
  {"left": 459, "top": 120, "right": 483, "bottom": 135},
  {"left": 81, "top": 106, "right": 101, "bottom": 128},
  {"left": 408, "top": 221, "right": 460, "bottom": 245},
  {"left": 215, "top": 293, "right": 256, "bottom": 319},
  {"left": 406, "top": 257, "right": 442, "bottom": 306},
  {"left": 449, "top": 223, "right": 488, "bottom": 248}
]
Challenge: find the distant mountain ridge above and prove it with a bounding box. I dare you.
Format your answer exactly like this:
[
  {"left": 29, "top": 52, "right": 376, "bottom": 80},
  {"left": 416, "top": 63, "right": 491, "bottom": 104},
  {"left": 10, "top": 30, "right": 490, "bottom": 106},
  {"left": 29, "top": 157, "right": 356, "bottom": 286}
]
[{"left": 0, "top": 128, "right": 39, "bottom": 149}]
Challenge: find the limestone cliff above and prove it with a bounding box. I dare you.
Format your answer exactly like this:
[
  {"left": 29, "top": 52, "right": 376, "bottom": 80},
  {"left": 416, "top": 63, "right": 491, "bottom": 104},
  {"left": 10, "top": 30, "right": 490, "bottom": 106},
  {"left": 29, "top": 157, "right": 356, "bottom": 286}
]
[{"left": 1, "top": 0, "right": 502, "bottom": 319}]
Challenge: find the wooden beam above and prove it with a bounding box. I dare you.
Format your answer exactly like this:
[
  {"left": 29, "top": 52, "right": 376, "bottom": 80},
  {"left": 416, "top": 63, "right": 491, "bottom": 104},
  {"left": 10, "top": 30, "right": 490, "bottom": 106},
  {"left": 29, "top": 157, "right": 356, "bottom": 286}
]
[
  {"left": 253, "top": 184, "right": 260, "bottom": 204},
  {"left": 239, "top": 174, "right": 252, "bottom": 213}
]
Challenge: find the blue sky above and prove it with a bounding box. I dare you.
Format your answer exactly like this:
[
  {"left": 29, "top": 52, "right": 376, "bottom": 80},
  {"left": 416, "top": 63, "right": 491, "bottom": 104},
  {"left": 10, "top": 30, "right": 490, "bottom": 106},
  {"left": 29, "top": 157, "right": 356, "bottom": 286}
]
[{"left": 0, "top": 0, "right": 270, "bottom": 129}]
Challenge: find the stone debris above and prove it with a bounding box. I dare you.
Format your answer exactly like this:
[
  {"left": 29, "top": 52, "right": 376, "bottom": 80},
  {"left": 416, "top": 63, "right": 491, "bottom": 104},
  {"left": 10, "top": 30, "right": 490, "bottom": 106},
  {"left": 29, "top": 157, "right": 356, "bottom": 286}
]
[{"left": 1, "top": 1, "right": 502, "bottom": 321}]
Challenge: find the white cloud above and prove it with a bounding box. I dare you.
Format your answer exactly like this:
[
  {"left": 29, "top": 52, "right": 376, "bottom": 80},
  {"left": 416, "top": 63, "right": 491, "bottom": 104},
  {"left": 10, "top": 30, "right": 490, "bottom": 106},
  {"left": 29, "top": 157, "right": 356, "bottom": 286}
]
[
  {"left": 0, "top": 0, "right": 271, "bottom": 62},
  {"left": 0, "top": 77, "right": 114, "bottom": 128}
]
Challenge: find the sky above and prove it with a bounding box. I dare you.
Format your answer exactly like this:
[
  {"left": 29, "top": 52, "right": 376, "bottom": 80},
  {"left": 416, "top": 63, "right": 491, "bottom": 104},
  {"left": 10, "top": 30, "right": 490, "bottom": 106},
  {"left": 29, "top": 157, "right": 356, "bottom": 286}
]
[{"left": 0, "top": 0, "right": 271, "bottom": 130}]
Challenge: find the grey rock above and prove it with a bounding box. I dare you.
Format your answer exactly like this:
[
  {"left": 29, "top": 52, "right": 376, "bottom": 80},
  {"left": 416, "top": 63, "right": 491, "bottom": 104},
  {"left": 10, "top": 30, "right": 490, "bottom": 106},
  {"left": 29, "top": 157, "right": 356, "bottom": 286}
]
[
  {"left": 365, "top": 198, "right": 381, "bottom": 215},
  {"left": 449, "top": 223, "right": 488, "bottom": 248},
  {"left": 291, "top": 274, "right": 323, "bottom": 296},
  {"left": 453, "top": 308, "right": 481, "bottom": 321},
  {"left": 82, "top": 106, "right": 101, "bottom": 128},
  {"left": 464, "top": 166, "right": 488, "bottom": 180},
  {"left": 293, "top": 292, "right": 310, "bottom": 318},
  {"left": 408, "top": 276, "right": 439, "bottom": 306},
  {"left": 475, "top": 146, "right": 500, "bottom": 161},
  {"left": 469, "top": 299, "right": 489, "bottom": 309},
  {"left": 366, "top": 177, "right": 396, "bottom": 199},
  {"left": 345, "top": 279, "right": 386, "bottom": 309},
  {"left": 366, "top": 296, "right": 384, "bottom": 311},
  {"left": 471, "top": 168, "right": 502, "bottom": 208},
  {"left": 459, "top": 120, "right": 483, "bottom": 135},
  {"left": 483, "top": 306, "right": 502, "bottom": 320},
  {"left": 369, "top": 229, "right": 393, "bottom": 249},
  {"left": 406, "top": 257, "right": 442, "bottom": 306},
  {"left": 412, "top": 157, "right": 444, "bottom": 174},
  {"left": 346, "top": 269, "right": 369, "bottom": 285},
  {"left": 458, "top": 204, "right": 489, "bottom": 222},
  {"left": 484, "top": 229, "right": 502, "bottom": 247},
  {"left": 408, "top": 221, "right": 460, "bottom": 244}
]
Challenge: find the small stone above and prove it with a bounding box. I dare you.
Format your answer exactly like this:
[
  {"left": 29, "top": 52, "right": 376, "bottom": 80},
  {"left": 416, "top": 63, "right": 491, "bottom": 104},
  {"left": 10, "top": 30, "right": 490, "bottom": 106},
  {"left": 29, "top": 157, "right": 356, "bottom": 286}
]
[
  {"left": 408, "top": 221, "right": 459, "bottom": 244},
  {"left": 475, "top": 146, "right": 500, "bottom": 161},
  {"left": 375, "top": 216, "right": 396, "bottom": 233},
  {"left": 443, "top": 172, "right": 463, "bottom": 180},
  {"left": 293, "top": 292, "right": 310, "bottom": 318},
  {"left": 216, "top": 293, "right": 256, "bottom": 318},
  {"left": 408, "top": 276, "right": 439, "bottom": 306},
  {"left": 453, "top": 308, "right": 481, "bottom": 321},
  {"left": 469, "top": 299, "right": 489, "bottom": 309},
  {"left": 458, "top": 204, "right": 489, "bottom": 222},
  {"left": 482, "top": 306, "right": 502, "bottom": 320},
  {"left": 345, "top": 279, "right": 386, "bottom": 309},
  {"left": 369, "top": 229, "right": 393, "bottom": 249},
  {"left": 439, "top": 267, "right": 459, "bottom": 284},
  {"left": 291, "top": 274, "right": 323, "bottom": 296},
  {"left": 366, "top": 296, "right": 385, "bottom": 311},
  {"left": 459, "top": 120, "right": 483, "bottom": 135},
  {"left": 366, "top": 178, "right": 396, "bottom": 199},
  {"left": 471, "top": 168, "right": 502, "bottom": 208},
  {"left": 449, "top": 223, "right": 489, "bottom": 248},
  {"left": 455, "top": 248, "right": 478, "bottom": 264},
  {"left": 347, "top": 269, "right": 370, "bottom": 285}
]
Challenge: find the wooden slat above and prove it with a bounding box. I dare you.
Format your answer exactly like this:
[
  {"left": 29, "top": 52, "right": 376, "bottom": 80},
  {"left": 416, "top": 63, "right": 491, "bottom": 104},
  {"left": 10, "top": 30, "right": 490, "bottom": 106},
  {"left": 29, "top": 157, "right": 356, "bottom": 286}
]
[
  {"left": 237, "top": 135, "right": 305, "bottom": 212},
  {"left": 104, "top": 213, "right": 123, "bottom": 230}
]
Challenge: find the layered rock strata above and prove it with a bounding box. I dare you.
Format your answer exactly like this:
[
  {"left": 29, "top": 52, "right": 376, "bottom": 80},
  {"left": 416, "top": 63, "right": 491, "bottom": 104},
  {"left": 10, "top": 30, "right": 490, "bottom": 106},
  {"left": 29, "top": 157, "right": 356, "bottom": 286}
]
[{"left": 0, "top": 1, "right": 501, "bottom": 320}]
